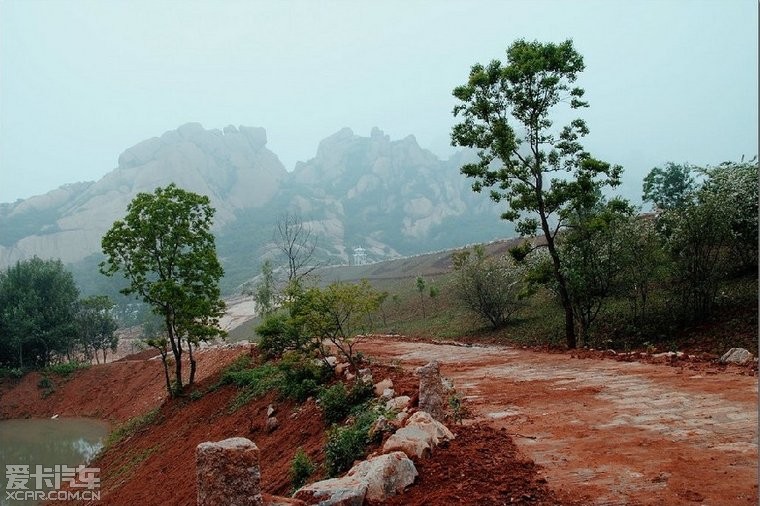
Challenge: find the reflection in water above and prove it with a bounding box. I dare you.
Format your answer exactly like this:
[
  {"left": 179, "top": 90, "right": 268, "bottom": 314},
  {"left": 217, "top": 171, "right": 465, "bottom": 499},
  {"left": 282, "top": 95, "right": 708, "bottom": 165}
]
[{"left": 0, "top": 418, "right": 109, "bottom": 506}]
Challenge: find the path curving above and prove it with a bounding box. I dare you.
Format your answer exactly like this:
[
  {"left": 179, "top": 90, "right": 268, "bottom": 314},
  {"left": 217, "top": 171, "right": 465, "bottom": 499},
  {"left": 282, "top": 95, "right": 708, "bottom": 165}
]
[{"left": 357, "top": 339, "right": 758, "bottom": 505}]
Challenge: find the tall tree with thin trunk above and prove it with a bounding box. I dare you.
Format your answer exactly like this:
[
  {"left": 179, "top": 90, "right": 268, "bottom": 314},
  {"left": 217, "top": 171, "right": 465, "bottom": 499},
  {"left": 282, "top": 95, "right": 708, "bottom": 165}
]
[
  {"left": 275, "top": 213, "right": 318, "bottom": 283},
  {"left": 451, "top": 39, "right": 622, "bottom": 348},
  {"left": 101, "top": 184, "right": 225, "bottom": 396}
]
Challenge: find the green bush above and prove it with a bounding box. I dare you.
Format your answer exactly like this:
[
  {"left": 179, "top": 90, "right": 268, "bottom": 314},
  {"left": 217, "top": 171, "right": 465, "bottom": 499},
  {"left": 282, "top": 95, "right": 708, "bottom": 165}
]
[
  {"left": 324, "top": 408, "right": 379, "bottom": 477},
  {"left": 256, "top": 311, "right": 310, "bottom": 359},
  {"left": 319, "top": 383, "right": 350, "bottom": 425},
  {"left": 277, "top": 353, "right": 331, "bottom": 402},
  {"left": 319, "top": 379, "right": 375, "bottom": 425},
  {"left": 37, "top": 376, "right": 54, "bottom": 389},
  {"left": 45, "top": 361, "right": 90, "bottom": 377},
  {"left": 290, "top": 448, "right": 316, "bottom": 492},
  {"left": 222, "top": 353, "right": 332, "bottom": 411},
  {"left": 0, "top": 367, "right": 24, "bottom": 379}
]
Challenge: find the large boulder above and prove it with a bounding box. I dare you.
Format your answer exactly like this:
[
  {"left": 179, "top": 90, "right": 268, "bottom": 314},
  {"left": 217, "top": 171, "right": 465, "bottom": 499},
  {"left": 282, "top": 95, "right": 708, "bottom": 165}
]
[
  {"left": 294, "top": 452, "right": 416, "bottom": 505},
  {"left": 416, "top": 361, "right": 447, "bottom": 421},
  {"left": 196, "top": 437, "right": 263, "bottom": 506},
  {"left": 382, "top": 411, "right": 455, "bottom": 459},
  {"left": 719, "top": 348, "right": 754, "bottom": 365}
]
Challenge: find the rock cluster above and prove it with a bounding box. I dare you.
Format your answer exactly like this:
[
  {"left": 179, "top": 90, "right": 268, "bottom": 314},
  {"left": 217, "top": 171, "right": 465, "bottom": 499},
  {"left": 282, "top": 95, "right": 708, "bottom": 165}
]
[
  {"left": 294, "top": 452, "right": 417, "bottom": 504},
  {"left": 719, "top": 348, "right": 753, "bottom": 365}
]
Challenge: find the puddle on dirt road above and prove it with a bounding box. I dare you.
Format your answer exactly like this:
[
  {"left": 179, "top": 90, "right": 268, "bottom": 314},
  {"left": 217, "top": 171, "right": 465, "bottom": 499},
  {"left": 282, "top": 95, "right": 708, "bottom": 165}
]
[{"left": 0, "top": 418, "right": 109, "bottom": 506}]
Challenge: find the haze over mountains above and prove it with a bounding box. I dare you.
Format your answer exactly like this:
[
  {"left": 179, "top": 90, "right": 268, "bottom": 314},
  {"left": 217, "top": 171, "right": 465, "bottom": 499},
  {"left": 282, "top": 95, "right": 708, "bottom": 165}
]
[{"left": 0, "top": 123, "right": 511, "bottom": 293}]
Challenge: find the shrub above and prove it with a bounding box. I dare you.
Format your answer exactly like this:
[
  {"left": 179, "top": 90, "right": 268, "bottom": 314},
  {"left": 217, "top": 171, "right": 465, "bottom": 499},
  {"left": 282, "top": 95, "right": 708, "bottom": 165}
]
[
  {"left": 256, "top": 311, "right": 310, "bottom": 359},
  {"left": 290, "top": 448, "right": 316, "bottom": 492},
  {"left": 319, "top": 379, "right": 374, "bottom": 425},
  {"left": 319, "top": 383, "right": 350, "bottom": 425},
  {"left": 324, "top": 408, "right": 380, "bottom": 477},
  {"left": 277, "top": 352, "right": 331, "bottom": 402},
  {"left": 45, "top": 361, "right": 90, "bottom": 377},
  {"left": 37, "top": 376, "right": 54, "bottom": 389}
]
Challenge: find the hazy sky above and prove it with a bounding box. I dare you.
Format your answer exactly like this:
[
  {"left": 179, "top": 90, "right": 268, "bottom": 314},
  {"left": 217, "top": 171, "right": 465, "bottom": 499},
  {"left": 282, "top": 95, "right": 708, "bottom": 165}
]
[{"left": 1, "top": 0, "right": 757, "bottom": 204}]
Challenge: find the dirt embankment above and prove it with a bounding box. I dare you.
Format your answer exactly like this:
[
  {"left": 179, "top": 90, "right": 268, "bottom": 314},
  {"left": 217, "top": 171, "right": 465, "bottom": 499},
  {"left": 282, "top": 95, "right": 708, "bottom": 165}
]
[
  {"left": 1, "top": 345, "right": 247, "bottom": 424},
  {"left": 2, "top": 343, "right": 582, "bottom": 505}
]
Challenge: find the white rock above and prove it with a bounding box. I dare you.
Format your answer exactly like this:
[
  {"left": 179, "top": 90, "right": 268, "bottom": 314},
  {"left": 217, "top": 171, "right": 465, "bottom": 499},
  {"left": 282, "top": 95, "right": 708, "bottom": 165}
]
[
  {"left": 374, "top": 378, "right": 393, "bottom": 396},
  {"left": 382, "top": 411, "right": 455, "bottom": 458},
  {"left": 720, "top": 348, "right": 753, "bottom": 365},
  {"left": 385, "top": 396, "right": 411, "bottom": 412}
]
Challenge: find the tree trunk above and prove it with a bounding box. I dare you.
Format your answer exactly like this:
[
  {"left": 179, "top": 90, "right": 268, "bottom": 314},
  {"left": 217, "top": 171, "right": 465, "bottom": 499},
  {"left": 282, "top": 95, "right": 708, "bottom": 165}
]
[
  {"left": 165, "top": 312, "right": 182, "bottom": 396},
  {"left": 188, "top": 340, "right": 197, "bottom": 386},
  {"left": 539, "top": 212, "right": 577, "bottom": 349}
]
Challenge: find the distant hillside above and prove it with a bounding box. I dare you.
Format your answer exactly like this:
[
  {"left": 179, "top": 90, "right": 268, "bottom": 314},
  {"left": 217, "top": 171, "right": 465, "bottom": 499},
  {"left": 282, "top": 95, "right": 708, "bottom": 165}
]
[{"left": 0, "top": 123, "right": 514, "bottom": 294}]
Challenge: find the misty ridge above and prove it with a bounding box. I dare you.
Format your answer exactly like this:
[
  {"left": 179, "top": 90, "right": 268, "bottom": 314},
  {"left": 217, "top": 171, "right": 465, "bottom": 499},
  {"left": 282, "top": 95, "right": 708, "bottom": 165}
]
[{"left": 0, "top": 122, "right": 512, "bottom": 293}]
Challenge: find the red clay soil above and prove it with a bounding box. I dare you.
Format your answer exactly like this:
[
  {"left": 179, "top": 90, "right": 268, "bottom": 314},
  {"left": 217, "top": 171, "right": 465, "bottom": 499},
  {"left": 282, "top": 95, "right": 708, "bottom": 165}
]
[
  {"left": 357, "top": 338, "right": 759, "bottom": 506},
  {"left": 0, "top": 345, "right": 247, "bottom": 424},
  {"left": 381, "top": 423, "right": 584, "bottom": 506}
]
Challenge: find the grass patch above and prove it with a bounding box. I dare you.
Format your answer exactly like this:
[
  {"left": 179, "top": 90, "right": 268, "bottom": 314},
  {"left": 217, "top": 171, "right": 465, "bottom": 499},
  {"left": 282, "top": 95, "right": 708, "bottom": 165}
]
[
  {"left": 106, "top": 407, "right": 162, "bottom": 448},
  {"left": 221, "top": 352, "right": 332, "bottom": 412},
  {"left": 110, "top": 444, "right": 161, "bottom": 482}
]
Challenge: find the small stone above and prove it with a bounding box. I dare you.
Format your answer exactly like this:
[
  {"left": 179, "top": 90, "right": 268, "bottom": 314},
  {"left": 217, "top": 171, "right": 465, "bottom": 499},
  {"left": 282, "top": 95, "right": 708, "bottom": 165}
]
[
  {"left": 374, "top": 378, "right": 393, "bottom": 396},
  {"left": 382, "top": 388, "right": 395, "bottom": 399},
  {"left": 385, "top": 396, "right": 411, "bottom": 412},
  {"left": 265, "top": 417, "right": 278, "bottom": 433},
  {"left": 267, "top": 404, "right": 276, "bottom": 418}
]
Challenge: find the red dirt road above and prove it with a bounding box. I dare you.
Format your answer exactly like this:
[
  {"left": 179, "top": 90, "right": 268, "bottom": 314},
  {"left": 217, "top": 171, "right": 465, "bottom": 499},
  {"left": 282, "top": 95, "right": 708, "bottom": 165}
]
[{"left": 358, "top": 339, "right": 758, "bottom": 505}]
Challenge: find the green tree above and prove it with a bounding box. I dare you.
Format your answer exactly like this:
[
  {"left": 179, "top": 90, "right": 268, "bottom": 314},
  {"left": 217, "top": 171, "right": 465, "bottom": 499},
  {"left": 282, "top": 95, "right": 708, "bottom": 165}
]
[
  {"left": 559, "top": 198, "right": 635, "bottom": 344},
  {"left": 0, "top": 257, "right": 79, "bottom": 368},
  {"left": 452, "top": 245, "right": 528, "bottom": 329},
  {"left": 451, "top": 39, "right": 622, "bottom": 348},
  {"left": 252, "top": 259, "right": 277, "bottom": 317},
  {"left": 298, "top": 280, "right": 382, "bottom": 368},
  {"left": 642, "top": 162, "right": 696, "bottom": 211},
  {"left": 75, "top": 295, "right": 119, "bottom": 364},
  {"left": 415, "top": 276, "right": 426, "bottom": 319},
  {"left": 699, "top": 158, "right": 758, "bottom": 271},
  {"left": 101, "top": 184, "right": 225, "bottom": 396}
]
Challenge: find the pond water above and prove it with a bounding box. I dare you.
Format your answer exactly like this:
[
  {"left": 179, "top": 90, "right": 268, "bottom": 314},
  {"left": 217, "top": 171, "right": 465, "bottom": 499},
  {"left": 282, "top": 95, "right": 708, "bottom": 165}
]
[{"left": 0, "top": 418, "right": 109, "bottom": 506}]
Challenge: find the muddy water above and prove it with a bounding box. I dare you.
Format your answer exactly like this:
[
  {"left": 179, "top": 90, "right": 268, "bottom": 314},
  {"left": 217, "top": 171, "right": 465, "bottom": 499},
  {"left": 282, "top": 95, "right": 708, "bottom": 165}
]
[{"left": 0, "top": 418, "right": 109, "bottom": 506}]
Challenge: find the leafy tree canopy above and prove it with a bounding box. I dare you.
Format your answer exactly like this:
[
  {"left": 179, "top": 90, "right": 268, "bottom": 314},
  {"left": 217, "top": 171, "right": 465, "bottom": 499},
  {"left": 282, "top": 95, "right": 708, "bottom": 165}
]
[
  {"left": 101, "top": 184, "right": 225, "bottom": 395},
  {"left": 451, "top": 39, "right": 622, "bottom": 348}
]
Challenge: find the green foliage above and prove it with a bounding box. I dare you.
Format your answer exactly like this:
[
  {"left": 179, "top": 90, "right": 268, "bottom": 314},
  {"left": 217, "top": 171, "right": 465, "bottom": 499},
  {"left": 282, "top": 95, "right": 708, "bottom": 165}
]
[
  {"left": 297, "top": 280, "right": 383, "bottom": 367},
  {"left": 252, "top": 260, "right": 277, "bottom": 317},
  {"left": 75, "top": 295, "right": 119, "bottom": 364},
  {"left": 452, "top": 245, "right": 529, "bottom": 329},
  {"left": 0, "top": 367, "right": 24, "bottom": 379},
  {"left": 222, "top": 353, "right": 330, "bottom": 411},
  {"left": 45, "top": 361, "right": 90, "bottom": 377},
  {"left": 318, "top": 379, "right": 374, "bottom": 425},
  {"left": 290, "top": 448, "right": 316, "bottom": 492},
  {"left": 558, "top": 198, "right": 637, "bottom": 343},
  {"left": 37, "top": 376, "right": 54, "bottom": 390},
  {"left": 106, "top": 408, "right": 162, "bottom": 448},
  {"left": 324, "top": 407, "right": 379, "bottom": 477},
  {"left": 100, "top": 184, "right": 226, "bottom": 396},
  {"left": 256, "top": 310, "right": 311, "bottom": 360},
  {"left": 0, "top": 257, "right": 79, "bottom": 368},
  {"left": 642, "top": 162, "right": 696, "bottom": 211},
  {"left": 415, "top": 276, "right": 426, "bottom": 318},
  {"left": 451, "top": 39, "right": 622, "bottom": 348}
]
